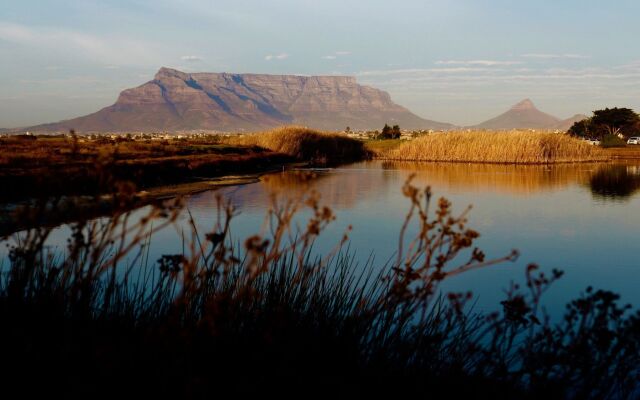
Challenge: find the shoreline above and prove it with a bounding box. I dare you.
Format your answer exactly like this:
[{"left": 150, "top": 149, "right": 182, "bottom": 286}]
[{"left": 0, "top": 164, "right": 305, "bottom": 237}]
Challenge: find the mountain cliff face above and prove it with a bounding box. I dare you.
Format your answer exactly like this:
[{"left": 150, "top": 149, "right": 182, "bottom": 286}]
[
  {"left": 473, "top": 99, "right": 562, "bottom": 130},
  {"left": 29, "top": 68, "right": 452, "bottom": 132}
]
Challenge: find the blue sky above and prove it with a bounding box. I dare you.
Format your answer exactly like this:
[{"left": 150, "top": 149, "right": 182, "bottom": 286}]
[{"left": 1, "top": 0, "right": 640, "bottom": 127}]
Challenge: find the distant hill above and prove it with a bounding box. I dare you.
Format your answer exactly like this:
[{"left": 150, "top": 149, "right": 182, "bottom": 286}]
[
  {"left": 473, "top": 99, "right": 562, "bottom": 130},
  {"left": 20, "top": 68, "right": 453, "bottom": 133},
  {"left": 551, "top": 114, "right": 589, "bottom": 131}
]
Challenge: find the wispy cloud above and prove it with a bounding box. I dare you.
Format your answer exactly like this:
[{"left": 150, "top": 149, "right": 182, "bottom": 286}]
[
  {"left": 355, "top": 63, "right": 640, "bottom": 125},
  {"left": 322, "top": 51, "right": 351, "bottom": 60},
  {"left": 356, "top": 65, "right": 640, "bottom": 107},
  {"left": 521, "top": 53, "right": 590, "bottom": 59},
  {"left": 436, "top": 60, "right": 523, "bottom": 66},
  {"left": 181, "top": 55, "right": 203, "bottom": 62},
  {"left": 615, "top": 60, "right": 640, "bottom": 71},
  {"left": 0, "top": 22, "right": 161, "bottom": 67},
  {"left": 358, "top": 67, "right": 500, "bottom": 77},
  {"left": 358, "top": 66, "right": 640, "bottom": 84},
  {"left": 264, "top": 53, "right": 289, "bottom": 61}
]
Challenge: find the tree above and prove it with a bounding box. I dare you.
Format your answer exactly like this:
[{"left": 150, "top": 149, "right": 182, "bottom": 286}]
[
  {"left": 591, "top": 108, "right": 640, "bottom": 138},
  {"left": 568, "top": 108, "right": 640, "bottom": 139},
  {"left": 568, "top": 119, "right": 591, "bottom": 138},
  {"left": 378, "top": 123, "right": 401, "bottom": 140},
  {"left": 380, "top": 123, "right": 392, "bottom": 139},
  {"left": 391, "top": 124, "right": 401, "bottom": 139}
]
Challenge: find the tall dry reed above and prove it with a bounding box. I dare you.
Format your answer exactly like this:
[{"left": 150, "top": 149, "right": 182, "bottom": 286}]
[
  {"left": 228, "top": 126, "right": 370, "bottom": 163},
  {"left": 381, "top": 131, "right": 607, "bottom": 164}
]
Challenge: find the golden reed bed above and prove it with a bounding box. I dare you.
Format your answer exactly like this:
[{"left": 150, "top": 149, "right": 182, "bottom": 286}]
[
  {"left": 380, "top": 131, "right": 607, "bottom": 164},
  {"left": 228, "top": 126, "right": 369, "bottom": 162}
]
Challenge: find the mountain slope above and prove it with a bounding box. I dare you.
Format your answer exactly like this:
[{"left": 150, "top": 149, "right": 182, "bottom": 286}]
[
  {"left": 25, "top": 68, "right": 453, "bottom": 133},
  {"left": 551, "top": 114, "right": 589, "bottom": 131},
  {"left": 473, "top": 99, "right": 561, "bottom": 130}
]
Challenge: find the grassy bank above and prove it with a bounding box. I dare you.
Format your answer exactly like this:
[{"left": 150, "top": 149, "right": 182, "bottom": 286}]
[
  {"left": 0, "top": 128, "right": 369, "bottom": 234},
  {"left": 0, "top": 135, "right": 290, "bottom": 202},
  {"left": 364, "top": 138, "right": 404, "bottom": 155},
  {"left": 228, "top": 126, "right": 370, "bottom": 163},
  {"left": 0, "top": 127, "right": 369, "bottom": 203},
  {"left": 379, "top": 131, "right": 608, "bottom": 164},
  {"left": 1, "top": 175, "right": 638, "bottom": 398}
]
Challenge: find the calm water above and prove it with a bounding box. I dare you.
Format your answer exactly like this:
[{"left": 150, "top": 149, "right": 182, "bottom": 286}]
[
  {"left": 31, "top": 160, "right": 640, "bottom": 316},
  {"left": 185, "top": 161, "right": 640, "bottom": 314}
]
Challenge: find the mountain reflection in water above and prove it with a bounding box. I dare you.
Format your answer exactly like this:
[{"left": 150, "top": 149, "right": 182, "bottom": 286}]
[
  {"left": 188, "top": 161, "right": 640, "bottom": 316},
  {"left": 191, "top": 162, "right": 638, "bottom": 213}
]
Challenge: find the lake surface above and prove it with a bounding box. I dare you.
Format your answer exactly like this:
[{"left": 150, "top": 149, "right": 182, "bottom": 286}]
[
  {"left": 178, "top": 161, "right": 640, "bottom": 316},
  {"left": 25, "top": 160, "right": 640, "bottom": 317}
]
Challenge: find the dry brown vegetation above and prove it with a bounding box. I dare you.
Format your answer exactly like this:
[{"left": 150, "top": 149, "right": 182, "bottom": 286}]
[
  {"left": 0, "top": 135, "right": 289, "bottom": 202},
  {"left": 380, "top": 131, "right": 608, "bottom": 164},
  {"left": 0, "top": 127, "right": 369, "bottom": 202},
  {"left": 0, "top": 136, "right": 240, "bottom": 168},
  {"left": 227, "top": 126, "right": 370, "bottom": 162}
]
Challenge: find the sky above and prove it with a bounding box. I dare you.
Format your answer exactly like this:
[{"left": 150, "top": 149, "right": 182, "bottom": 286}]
[{"left": 1, "top": 0, "right": 640, "bottom": 128}]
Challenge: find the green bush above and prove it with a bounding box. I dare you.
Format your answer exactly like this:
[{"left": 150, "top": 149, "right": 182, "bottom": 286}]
[{"left": 600, "top": 134, "right": 627, "bottom": 148}]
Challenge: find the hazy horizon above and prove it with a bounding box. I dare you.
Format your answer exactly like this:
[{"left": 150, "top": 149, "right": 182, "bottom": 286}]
[{"left": 2, "top": 0, "right": 640, "bottom": 128}]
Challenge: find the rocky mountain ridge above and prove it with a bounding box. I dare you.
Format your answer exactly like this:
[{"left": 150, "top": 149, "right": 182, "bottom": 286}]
[
  {"left": 24, "top": 68, "right": 452, "bottom": 133},
  {"left": 11, "top": 71, "right": 591, "bottom": 133}
]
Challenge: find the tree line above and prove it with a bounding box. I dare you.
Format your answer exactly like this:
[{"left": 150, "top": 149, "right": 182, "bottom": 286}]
[{"left": 569, "top": 107, "right": 640, "bottom": 139}]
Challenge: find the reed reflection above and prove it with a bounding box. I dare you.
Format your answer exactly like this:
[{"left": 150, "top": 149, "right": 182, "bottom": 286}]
[{"left": 380, "top": 161, "right": 594, "bottom": 195}]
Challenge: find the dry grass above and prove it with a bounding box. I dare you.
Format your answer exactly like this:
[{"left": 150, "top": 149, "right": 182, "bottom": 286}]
[
  {"left": 381, "top": 131, "right": 608, "bottom": 164},
  {"left": 0, "top": 135, "right": 251, "bottom": 168},
  {"left": 228, "top": 126, "right": 370, "bottom": 162},
  {"left": 0, "top": 135, "right": 288, "bottom": 202},
  {"left": 364, "top": 138, "right": 404, "bottom": 155}
]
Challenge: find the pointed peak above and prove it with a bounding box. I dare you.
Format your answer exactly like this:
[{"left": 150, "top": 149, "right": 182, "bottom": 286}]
[{"left": 510, "top": 98, "right": 537, "bottom": 111}]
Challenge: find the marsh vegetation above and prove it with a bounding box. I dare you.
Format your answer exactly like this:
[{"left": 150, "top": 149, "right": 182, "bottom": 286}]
[
  {"left": 226, "top": 126, "right": 371, "bottom": 163},
  {"left": 379, "top": 131, "right": 607, "bottom": 164}
]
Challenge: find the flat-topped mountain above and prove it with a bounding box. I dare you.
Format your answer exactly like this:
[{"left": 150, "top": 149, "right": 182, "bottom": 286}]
[{"left": 25, "top": 68, "right": 452, "bottom": 133}]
